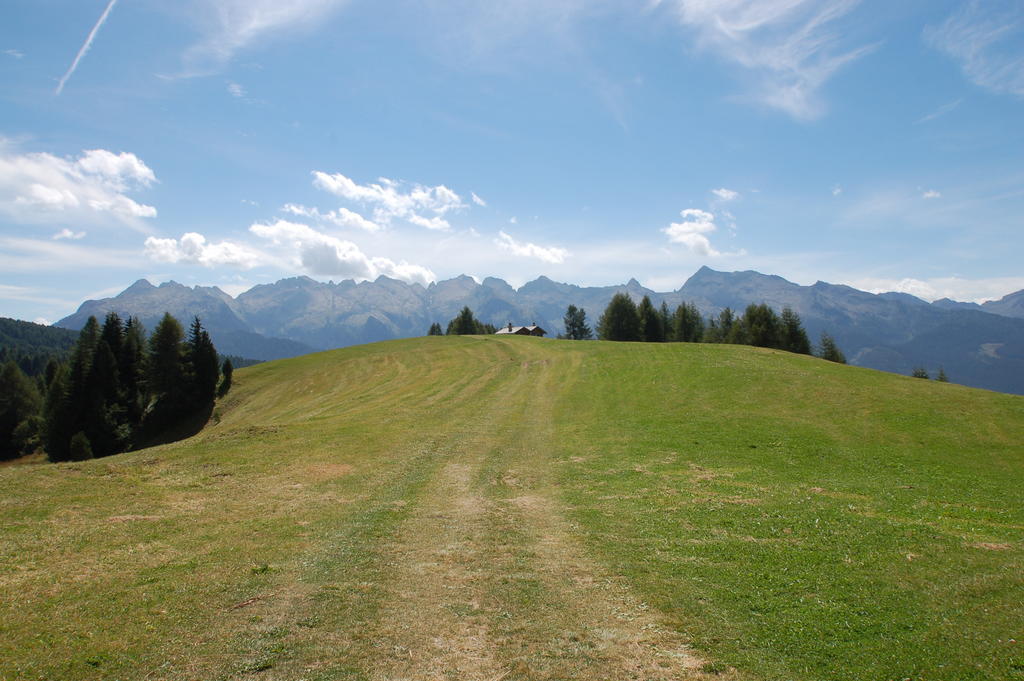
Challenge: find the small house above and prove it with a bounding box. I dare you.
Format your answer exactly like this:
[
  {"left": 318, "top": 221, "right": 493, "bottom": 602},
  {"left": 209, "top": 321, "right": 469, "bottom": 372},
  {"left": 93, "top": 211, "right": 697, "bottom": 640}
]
[{"left": 495, "top": 322, "right": 546, "bottom": 337}]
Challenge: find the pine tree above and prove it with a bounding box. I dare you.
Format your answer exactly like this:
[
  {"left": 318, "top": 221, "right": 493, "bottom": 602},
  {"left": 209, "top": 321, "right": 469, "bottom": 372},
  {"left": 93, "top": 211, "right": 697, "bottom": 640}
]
[
  {"left": 779, "top": 307, "right": 812, "bottom": 355},
  {"left": 715, "top": 308, "right": 736, "bottom": 343},
  {"left": 147, "top": 313, "right": 187, "bottom": 426},
  {"left": 186, "top": 317, "right": 220, "bottom": 404},
  {"left": 937, "top": 367, "right": 949, "bottom": 383},
  {"left": 659, "top": 302, "right": 673, "bottom": 341},
  {"left": 597, "top": 293, "right": 641, "bottom": 341},
  {"left": 911, "top": 367, "right": 930, "bottom": 379},
  {"left": 562, "top": 305, "right": 593, "bottom": 340},
  {"left": 120, "top": 317, "right": 146, "bottom": 425},
  {"left": 673, "top": 302, "right": 704, "bottom": 342},
  {"left": 447, "top": 307, "right": 480, "bottom": 335},
  {"left": 427, "top": 322, "right": 443, "bottom": 336},
  {"left": 68, "top": 431, "right": 93, "bottom": 461},
  {"left": 742, "top": 304, "right": 780, "bottom": 348},
  {"left": 44, "top": 317, "right": 100, "bottom": 460},
  {"left": 43, "top": 365, "right": 71, "bottom": 461},
  {"left": 0, "top": 360, "right": 42, "bottom": 459},
  {"left": 818, "top": 333, "right": 846, "bottom": 364},
  {"left": 218, "top": 358, "right": 234, "bottom": 397},
  {"left": 84, "top": 339, "right": 122, "bottom": 456},
  {"left": 638, "top": 296, "right": 665, "bottom": 342}
]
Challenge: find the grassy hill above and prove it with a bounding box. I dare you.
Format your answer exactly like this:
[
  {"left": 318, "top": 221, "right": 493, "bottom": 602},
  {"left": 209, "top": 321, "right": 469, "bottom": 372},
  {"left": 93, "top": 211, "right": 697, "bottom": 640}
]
[{"left": 1, "top": 336, "right": 1022, "bottom": 680}]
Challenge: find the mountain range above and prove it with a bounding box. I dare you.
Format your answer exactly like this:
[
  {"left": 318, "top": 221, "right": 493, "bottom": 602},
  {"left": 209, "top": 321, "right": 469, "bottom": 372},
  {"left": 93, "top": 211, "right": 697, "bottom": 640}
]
[{"left": 55, "top": 267, "right": 1024, "bottom": 395}]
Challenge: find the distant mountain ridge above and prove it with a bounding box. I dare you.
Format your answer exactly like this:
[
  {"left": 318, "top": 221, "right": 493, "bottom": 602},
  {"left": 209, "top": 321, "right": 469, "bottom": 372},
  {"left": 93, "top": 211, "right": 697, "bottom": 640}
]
[{"left": 55, "top": 268, "right": 1024, "bottom": 395}]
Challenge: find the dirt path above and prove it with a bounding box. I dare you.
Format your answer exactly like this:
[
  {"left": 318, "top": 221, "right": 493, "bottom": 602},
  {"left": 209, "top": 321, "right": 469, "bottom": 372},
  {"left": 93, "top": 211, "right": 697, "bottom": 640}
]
[{"left": 359, "top": 345, "right": 718, "bottom": 680}]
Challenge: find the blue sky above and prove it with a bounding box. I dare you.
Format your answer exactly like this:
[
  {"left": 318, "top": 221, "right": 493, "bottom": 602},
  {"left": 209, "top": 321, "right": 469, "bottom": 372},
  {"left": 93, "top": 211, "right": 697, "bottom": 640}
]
[{"left": 1, "top": 0, "right": 1023, "bottom": 324}]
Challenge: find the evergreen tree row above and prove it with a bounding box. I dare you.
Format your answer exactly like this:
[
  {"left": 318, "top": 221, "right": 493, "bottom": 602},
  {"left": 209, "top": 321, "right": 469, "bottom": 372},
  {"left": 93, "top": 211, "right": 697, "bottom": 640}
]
[
  {"left": 0, "top": 312, "right": 232, "bottom": 462},
  {"left": 590, "top": 293, "right": 847, "bottom": 362},
  {"left": 425, "top": 307, "right": 498, "bottom": 336}
]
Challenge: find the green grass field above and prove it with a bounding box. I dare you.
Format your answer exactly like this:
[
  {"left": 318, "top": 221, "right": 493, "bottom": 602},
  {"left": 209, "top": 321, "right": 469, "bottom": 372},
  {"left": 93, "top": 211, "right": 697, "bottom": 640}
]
[{"left": 1, "top": 336, "right": 1022, "bottom": 680}]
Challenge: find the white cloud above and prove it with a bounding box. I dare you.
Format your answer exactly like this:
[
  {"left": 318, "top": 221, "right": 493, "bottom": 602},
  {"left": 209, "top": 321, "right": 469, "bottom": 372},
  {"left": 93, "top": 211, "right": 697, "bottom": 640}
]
[
  {"left": 4, "top": 49, "right": 24, "bottom": 59},
  {"left": 282, "top": 203, "right": 381, "bottom": 232},
  {"left": 925, "top": 1, "right": 1024, "bottom": 98},
  {"left": 227, "top": 82, "right": 246, "bottom": 98},
  {"left": 922, "top": 189, "right": 941, "bottom": 199},
  {"left": 659, "top": 0, "right": 873, "bottom": 119},
  {"left": 75, "top": 149, "right": 156, "bottom": 190},
  {"left": 509, "top": 216, "right": 518, "bottom": 224},
  {"left": 312, "top": 171, "right": 464, "bottom": 231},
  {"left": 53, "top": 228, "right": 86, "bottom": 240},
  {"left": 662, "top": 208, "right": 720, "bottom": 256},
  {"left": 471, "top": 192, "right": 487, "bottom": 207},
  {"left": 0, "top": 143, "right": 157, "bottom": 229},
  {"left": 711, "top": 187, "right": 739, "bottom": 201},
  {"left": 495, "top": 231, "right": 569, "bottom": 264},
  {"left": 144, "top": 232, "right": 264, "bottom": 269},
  {"left": 249, "top": 219, "right": 435, "bottom": 285},
  {"left": 182, "top": 0, "right": 351, "bottom": 74},
  {"left": 832, "top": 184, "right": 843, "bottom": 196}
]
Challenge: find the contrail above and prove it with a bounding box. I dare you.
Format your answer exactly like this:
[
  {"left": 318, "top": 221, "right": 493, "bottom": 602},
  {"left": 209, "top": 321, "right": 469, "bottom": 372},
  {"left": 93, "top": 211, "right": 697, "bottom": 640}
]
[{"left": 55, "top": 0, "right": 119, "bottom": 95}]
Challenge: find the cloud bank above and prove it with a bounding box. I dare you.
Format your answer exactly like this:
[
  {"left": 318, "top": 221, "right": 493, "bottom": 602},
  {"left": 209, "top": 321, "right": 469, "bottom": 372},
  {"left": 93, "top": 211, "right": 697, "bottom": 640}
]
[
  {"left": 313, "top": 171, "right": 465, "bottom": 231},
  {"left": 495, "top": 231, "right": 569, "bottom": 264},
  {"left": 0, "top": 144, "right": 157, "bottom": 228},
  {"left": 144, "top": 221, "right": 436, "bottom": 286}
]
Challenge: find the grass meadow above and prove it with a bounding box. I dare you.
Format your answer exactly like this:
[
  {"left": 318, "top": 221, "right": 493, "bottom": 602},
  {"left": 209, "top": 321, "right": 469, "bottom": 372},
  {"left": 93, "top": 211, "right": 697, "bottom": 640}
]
[{"left": 1, "top": 336, "right": 1021, "bottom": 680}]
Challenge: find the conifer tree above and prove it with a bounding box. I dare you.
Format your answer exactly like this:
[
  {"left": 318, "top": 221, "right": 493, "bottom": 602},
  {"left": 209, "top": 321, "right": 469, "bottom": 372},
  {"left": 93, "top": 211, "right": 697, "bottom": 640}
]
[
  {"left": 186, "top": 317, "right": 220, "bottom": 404},
  {"left": 742, "top": 304, "right": 780, "bottom": 348},
  {"left": 45, "top": 317, "right": 101, "bottom": 460},
  {"left": 218, "top": 358, "right": 234, "bottom": 397},
  {"left": 937, "top": 367, "right": 949, "bottom": 383},
  {"left": 673, "top": 302, "right": 704, "bottom": 342},
  {"left": 147, "top": 313, "right": 187, "bottom": 426},
  {"left": 911, "top": 367, "right": 930, "bottom": 379},
  {"left": 818, "top": 333, "right": 847, "bottom": 364},
  {"left": 659, "top": 301, "right": 673, "bottom": 341},
  {"left": 780, "top": 307, "right": 812, "bottom": 355},
  {"left": 120, "top": 317, "right": 146, "bottom": 424},
  {"left": 68, "top": 431, "right": 93, "bottom": 461},
  {"left": 716, "top": 308, "right": 736, "bottom": 343},
  {"left": 638, "top": 296, "right": 665, "bottom": 342},
  {"left": 0, "top": 360, "right": 42, "bottom": 459},
  {"left": 427, "top": 322, "right": 443, "bottom": 336},
  {"left": 447, "top": 307, "right": 481, "bottom": 335},
  {"left": 43, "top": 365, "right": 70, "bottom": 461},
  {"left": 563, "top": 305, "right": 593, "bottom": 340},
  {"left": 597, "top": 293, "right": 642, "bottom": 341},
  {"left": 84, "top": 338, "right": 122, "bottom": 456}
]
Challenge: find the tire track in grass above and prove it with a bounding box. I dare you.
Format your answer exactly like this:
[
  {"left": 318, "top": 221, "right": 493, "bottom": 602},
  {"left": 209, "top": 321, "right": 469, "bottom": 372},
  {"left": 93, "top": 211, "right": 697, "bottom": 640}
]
[
  {"left": 360, "top": 346, "right": 539, "bottom": 681},
  {"left": 479, "top": 348, "right": 725, "bottom": 680},
  {"left": 222, "top": 338, "right": 532, "bottom": 680}
]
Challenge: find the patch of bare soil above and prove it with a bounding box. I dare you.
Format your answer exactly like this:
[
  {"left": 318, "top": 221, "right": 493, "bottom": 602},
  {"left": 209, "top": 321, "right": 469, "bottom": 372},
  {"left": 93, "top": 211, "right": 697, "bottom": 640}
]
[{"left": 305, "top": 463, "right": 354, "bottom": 481}]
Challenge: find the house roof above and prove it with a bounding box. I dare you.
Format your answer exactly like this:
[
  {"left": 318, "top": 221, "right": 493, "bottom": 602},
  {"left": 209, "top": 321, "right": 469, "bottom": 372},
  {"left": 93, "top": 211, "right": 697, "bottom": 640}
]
[{"left": 495, "top": 323, "right": 546, "bottom": 335}]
